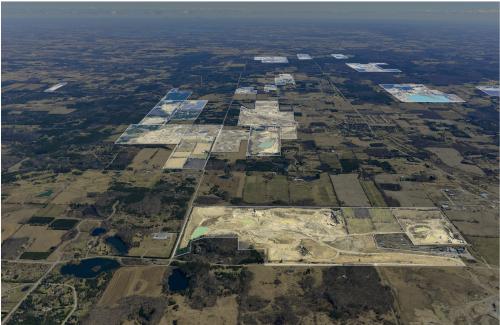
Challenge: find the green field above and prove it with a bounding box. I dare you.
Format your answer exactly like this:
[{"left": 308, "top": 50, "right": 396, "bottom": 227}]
[
  {"left": 243, "top": 173, "right": 338, "bottom": 206},
  {"left": 343, "top": 208, "right": 375, "bottom": 234},
  {"left": 370, "top": 208, "right": 401, "bottom": 232},
  {"left": 49, "top": 218, "right": 79, "bottom": 230},
  {"left": 466, "top": 236, "right": 499, "bottom": 266},
  {"left": 27, "top": 216, "right": 54, "bottom": 225},
  {"left": 361, "top": 180, "right": 387, "bottom": 207},
  {"left": 289, "top": 174, "right": 338, "bottom": 206},
  {"left": 19, "top": 251, "right": 52, "bottom": 260},
  {"left": 345, "top": 218, "right": 375, "bottom": 234},
  {"left": 243, "top": 174, "right": 289, "bottom": 204}
]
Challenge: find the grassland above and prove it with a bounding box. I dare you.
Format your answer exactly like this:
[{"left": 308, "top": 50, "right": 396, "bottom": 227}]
[
  {"left": 242, "top": 172, "right": 338, "bottom": 206},
  {"left": 360, "top": 180, "right": 387, "bottom": 207},
  {"left": 243, "top": 173, "right": 289, "bottom": 204},
  {"left": 331, "top": 174, "right": 370, "bottom": 206},
  {"left": 99, "top": 266, "right": 167, "bottom": 307}
]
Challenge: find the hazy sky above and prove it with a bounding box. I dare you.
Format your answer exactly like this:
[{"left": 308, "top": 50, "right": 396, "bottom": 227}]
[{"left": 2, "top": 2, "right": 499, "bottom": 23}]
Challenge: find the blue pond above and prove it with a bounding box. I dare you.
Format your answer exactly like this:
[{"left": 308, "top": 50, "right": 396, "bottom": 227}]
[
  {"left": 90, "top": 227, "right": 107, "bottom": 236},
  {"left": 168, "top": 268, "right": 189, "bottom": 291},
  {"left": 60, "top": 258, "right": 120, "bottom": 278},
  {"left": 105, "top": 235, "right": 129, "bottom": 255},
  {"left": 408, "top": 94, "right": 451, "bottom": 103}
]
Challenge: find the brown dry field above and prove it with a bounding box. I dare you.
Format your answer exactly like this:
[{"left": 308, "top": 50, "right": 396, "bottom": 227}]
[
  {"left": 161, "top": 295, "right": 239, "bottom": 325},
  {"left": 99, "top": 266, "right": 167, "bottom": 307},
  {"left": 379, "top": 267, "right": 499, "bottom": 325},
  {"left": 246, "top": 265, "right": 318, "bottom": 299},
  {"left": 0, "top": 204, "right": 41, "bottom": 224},
  {"left": 445, "top": 207, "right": 499, "bottom": 237},
  {"left": 2, "top": 173, "right": 69, "bottom": 204},
  {"left": 198, "top": 171, "right": 245, "bottom": 202},
  {"left": 128, "top": 147, "right": 172, "bottom": 171},
  {"left": 128, "top": 234, "right": 176, "bottom": 258},
  {"left": 164, "top": 157, "right": 187, "bottom": 169},
  {"left": 51, "top": 170, "right": 111, "bottom": 205},
  {"left": 12, "top": 225, "right": 66, "bottom": 252},
  {"left": 383, "top": 182, "right": 435, "bottom": 207},
  {"left": 2, "top": 222, "right": 22, "bottom": 242},
  {"left": 427, "top": 147, "right": 485, "bottom": 176},
  {"left": 34, "top": 203, "right": 68, "bottom": 218}
]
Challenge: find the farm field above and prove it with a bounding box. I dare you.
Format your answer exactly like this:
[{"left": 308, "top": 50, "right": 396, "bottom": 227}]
[
  {"left": 331, "top": 174, "right": 371, "bottom": 206},
  {"left": 99, "top": 266, "right": 167, "bottom": 307}
]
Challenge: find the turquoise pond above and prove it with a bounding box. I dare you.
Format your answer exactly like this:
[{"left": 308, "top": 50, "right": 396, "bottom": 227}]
[
  {"left": 407, "top": 94, "right": 451, "bottom": 103},
  {"left": 190, "top": 226, "right": 209, "bottom": 240},
  {"left": 258, "top": 140, "right": 275, "bottom": 149}
]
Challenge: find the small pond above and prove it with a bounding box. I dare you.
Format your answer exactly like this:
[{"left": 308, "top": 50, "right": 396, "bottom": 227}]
[
  {"left": 168, "top": 268, "right": 189, "bottom": 292},
  {"left": 90, "top": 227, "right": 107, "bottom": 236},
  {"left": 60, "top": 258, "right": 120, "bottom": 278},
  {"left": 105, "top": 235, "right": 129, "bottom": 255}
]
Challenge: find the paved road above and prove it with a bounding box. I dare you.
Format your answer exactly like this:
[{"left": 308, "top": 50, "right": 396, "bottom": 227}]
[{"left": 167, "top": 62, "right": 247, "bottom": 266}]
